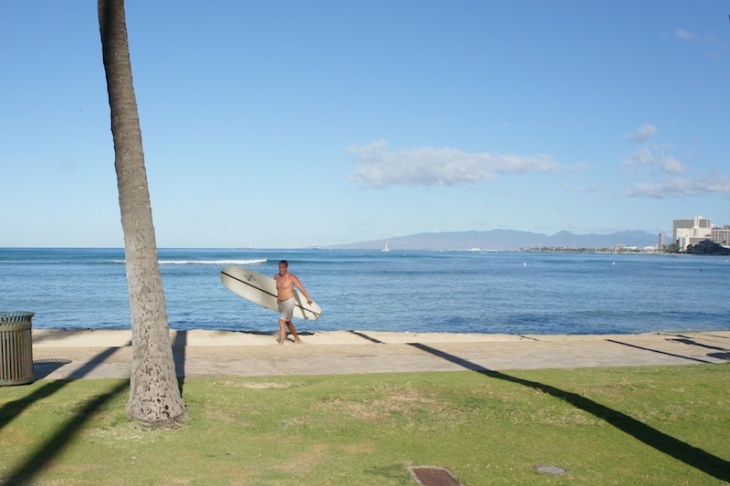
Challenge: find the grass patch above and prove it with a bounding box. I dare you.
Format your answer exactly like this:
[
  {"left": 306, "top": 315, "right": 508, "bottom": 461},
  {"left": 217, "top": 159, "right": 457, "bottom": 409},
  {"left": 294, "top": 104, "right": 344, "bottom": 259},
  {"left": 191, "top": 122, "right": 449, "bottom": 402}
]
[{"left": 1, "top": 364, "right": 728, "bottom": 485}]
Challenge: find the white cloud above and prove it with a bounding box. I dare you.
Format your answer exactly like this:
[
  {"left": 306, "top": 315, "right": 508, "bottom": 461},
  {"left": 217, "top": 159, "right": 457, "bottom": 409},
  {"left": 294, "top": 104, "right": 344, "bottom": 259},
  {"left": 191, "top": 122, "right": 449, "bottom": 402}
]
[
  {"left": 621, "top": 124, "right": 686, "bottom": 176},
  {"left": 675, "top": 28, "right": 696, "bottom": 41},
  {"left": 627, "top": 123, "right": 657, "bottom": 143},
  {"left": 625, "top": 174, "right": 730, "bottom": 199},
  {"left": 617, "top": 123, "right": 730, "bottom": 200},
  {"left": 621, "top": 146, "right": 686, "bottom": 175},
  {"left": 348, "top": 140, "right": 557, "bottom": 188},
  {"left": 659, "top": 156, "right": 685, "bottom": 174},
  {"left": 622, "top": 146, "right": 654, "bottom": 169}
]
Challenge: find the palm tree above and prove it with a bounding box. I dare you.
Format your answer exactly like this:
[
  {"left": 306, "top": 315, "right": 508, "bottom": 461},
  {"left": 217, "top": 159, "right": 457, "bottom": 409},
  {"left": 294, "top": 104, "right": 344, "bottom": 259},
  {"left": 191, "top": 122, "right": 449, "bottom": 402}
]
[{"left": 98, "top": 0, "right": 186, "bottom": 426}]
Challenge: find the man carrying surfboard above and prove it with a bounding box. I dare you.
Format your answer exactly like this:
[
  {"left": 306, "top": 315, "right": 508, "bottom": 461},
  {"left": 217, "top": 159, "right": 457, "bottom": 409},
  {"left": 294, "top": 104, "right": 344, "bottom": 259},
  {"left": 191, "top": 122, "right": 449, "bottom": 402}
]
[{"left": 274, "top": 260, "right": 313, "bottom": 345}]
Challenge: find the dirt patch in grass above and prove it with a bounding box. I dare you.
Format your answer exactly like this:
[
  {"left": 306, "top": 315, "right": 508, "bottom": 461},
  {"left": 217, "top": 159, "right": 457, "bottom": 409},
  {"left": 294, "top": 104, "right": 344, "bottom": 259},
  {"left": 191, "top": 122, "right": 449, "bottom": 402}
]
[
  {"left": 241, "top": 381, "right": 295, "bottom": 390},
  {"left": 278, "top": 443, "right": 331, "bottom": 474}
]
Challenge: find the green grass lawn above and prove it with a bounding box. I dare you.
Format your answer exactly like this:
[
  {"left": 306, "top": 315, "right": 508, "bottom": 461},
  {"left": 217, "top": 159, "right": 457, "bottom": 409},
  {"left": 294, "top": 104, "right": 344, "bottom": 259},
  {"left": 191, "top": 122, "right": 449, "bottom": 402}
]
[{"left": 1, "top": 364, "right": 728, "bottom": 485}]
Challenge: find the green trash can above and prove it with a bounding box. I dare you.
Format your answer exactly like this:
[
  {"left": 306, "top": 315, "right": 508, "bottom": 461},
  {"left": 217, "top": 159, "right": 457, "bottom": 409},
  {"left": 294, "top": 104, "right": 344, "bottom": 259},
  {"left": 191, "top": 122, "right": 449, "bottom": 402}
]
[{"left": 0, "top": 312, "right": 35, "bottom": 386}]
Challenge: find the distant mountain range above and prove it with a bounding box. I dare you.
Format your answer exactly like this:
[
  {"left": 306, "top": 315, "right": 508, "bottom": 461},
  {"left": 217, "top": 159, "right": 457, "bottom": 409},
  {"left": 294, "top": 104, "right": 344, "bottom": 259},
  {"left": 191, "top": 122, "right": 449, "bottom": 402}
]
[{"left": 325, "top": 229, "right": 659, "bottom": 251}]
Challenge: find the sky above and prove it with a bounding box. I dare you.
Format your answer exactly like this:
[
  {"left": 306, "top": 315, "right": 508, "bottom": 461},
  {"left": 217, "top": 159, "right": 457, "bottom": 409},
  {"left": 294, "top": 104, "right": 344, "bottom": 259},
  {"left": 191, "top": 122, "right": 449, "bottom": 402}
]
[{"left": 1, "top": 1, "right": 729, "bottom": 248}]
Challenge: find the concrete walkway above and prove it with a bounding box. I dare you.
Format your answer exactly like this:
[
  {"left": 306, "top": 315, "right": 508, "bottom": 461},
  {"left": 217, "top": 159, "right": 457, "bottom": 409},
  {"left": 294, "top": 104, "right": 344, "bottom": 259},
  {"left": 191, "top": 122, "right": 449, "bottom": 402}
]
[{"left": 30, "top": 329, "right": 730, "bottom": 380}]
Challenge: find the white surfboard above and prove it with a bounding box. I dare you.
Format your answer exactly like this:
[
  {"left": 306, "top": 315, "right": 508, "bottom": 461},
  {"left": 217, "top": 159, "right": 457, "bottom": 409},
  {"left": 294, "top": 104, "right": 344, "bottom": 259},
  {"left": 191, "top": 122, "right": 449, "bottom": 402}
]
[{"left": 220, "top": 266, "right": 322, "bottom": 320}]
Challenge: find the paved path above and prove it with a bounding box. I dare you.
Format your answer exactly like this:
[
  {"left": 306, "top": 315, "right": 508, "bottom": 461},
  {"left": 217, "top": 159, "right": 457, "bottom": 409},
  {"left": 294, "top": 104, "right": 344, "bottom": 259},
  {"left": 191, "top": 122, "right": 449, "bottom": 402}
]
[{"left": 30, "top": 329, "right": 730, "bottom": 380}]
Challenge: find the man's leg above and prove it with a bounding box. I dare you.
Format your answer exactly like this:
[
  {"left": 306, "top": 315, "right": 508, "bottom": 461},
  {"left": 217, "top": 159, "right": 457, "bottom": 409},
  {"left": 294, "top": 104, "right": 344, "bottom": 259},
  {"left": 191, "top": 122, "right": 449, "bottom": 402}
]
[
  {"left": 286, "top": 320, "right": 301, "bottom": 343},
  {"left": 278, "top": 319, "right": 288, "bottom": 344}
]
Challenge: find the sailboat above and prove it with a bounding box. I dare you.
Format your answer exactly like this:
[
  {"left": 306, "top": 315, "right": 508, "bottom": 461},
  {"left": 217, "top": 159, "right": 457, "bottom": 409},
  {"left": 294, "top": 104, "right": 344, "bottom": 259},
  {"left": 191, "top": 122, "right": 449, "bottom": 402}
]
[{"left": 382, "top": 242, "right": 390, "bottom": 252}]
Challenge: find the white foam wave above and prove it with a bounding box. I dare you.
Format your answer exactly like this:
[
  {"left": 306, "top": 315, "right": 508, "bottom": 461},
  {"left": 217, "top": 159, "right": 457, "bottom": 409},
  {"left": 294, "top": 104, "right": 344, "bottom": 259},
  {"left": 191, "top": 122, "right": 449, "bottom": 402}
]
[
  {"left": 113, "top": 258, "right": 268, "bottom": 265},
  {"left": 159, "top": 258, "right": 267, "bottom": 266}
]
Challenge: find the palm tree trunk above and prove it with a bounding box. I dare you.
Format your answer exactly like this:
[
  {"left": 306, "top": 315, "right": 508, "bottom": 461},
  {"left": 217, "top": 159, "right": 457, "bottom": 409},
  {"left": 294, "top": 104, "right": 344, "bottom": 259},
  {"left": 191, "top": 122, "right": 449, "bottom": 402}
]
[{"left": 98, "top": 0, "right": 186, "bottom": 426}]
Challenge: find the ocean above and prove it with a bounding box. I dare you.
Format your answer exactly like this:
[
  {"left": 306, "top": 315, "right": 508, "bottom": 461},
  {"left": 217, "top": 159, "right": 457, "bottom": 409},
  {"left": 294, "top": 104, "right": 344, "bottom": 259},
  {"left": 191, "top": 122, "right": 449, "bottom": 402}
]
[{"left": 1, "top": 247, "right": 728, "bottom": 335}]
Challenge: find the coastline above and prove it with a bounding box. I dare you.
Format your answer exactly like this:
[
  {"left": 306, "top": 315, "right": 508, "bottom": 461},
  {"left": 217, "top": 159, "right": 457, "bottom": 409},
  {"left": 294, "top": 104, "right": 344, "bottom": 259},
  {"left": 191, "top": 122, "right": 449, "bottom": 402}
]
[
  {"left": 29, "top": 328, "right": 730, "bottom": 381},
  {"left": 32, "top": 327, "right": 730, "bottom": 347}
]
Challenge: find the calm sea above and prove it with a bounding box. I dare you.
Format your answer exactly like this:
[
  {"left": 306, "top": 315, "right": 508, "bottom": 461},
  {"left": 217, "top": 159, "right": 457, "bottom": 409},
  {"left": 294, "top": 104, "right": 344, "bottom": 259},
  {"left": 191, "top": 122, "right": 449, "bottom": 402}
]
[{"left": 1, "top": 248, "right": 728, "bottom": 335}]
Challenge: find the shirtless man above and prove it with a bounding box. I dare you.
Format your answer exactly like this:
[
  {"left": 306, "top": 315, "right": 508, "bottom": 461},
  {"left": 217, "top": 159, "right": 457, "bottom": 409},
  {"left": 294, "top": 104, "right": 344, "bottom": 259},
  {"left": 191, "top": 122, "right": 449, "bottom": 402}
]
[{"left": 274, "top": 260, "right": 313, "bottom": 345}]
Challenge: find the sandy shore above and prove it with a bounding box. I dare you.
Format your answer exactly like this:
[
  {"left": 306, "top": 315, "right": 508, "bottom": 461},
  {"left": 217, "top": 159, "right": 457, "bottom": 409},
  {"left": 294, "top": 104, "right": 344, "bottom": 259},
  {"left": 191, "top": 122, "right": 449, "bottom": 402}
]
[
  {"left": 34, "top": 328, "right": 730, "bottom": 347},
  {"left": 26, "top": 328, "right": 730, "bottom": 380},
  {"left": 32, "top": 328, "right": 559, "bottom": 347}
]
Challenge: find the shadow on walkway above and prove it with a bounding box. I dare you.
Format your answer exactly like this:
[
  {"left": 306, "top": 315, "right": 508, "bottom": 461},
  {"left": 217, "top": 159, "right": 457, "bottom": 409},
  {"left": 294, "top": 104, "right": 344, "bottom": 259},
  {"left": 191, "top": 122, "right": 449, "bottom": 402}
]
[
  {"left": 606, "top": 339, "right": 714, "bottom": 364},
  {"left": 32, "top": 359, "right": 72, "bottom": 380},
  {"left": 172, "top": 330, "right": 187, "bottom": 393},
  {"left": 348, "top": 330, "right": 385, "bottom": 344},
  {"left": 408, "top": 342, "right": 730, "bottom": 482},
  {"left": 669, "top": 337, "right": 730, "bottom": 354}
]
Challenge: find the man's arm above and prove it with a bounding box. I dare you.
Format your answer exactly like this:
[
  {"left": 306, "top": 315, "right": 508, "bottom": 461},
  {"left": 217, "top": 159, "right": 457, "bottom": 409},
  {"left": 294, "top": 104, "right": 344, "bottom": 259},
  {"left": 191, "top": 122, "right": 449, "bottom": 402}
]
[{"left": 292, "top": 276, "right": 313, "bottom": 304}]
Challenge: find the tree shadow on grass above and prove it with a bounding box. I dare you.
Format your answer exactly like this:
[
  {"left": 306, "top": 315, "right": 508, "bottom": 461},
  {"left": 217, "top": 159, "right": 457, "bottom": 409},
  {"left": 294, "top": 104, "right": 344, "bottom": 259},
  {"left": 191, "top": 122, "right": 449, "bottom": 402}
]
[
  {"left": 0, "top": 346, "right": 125, "bottom": 432},
  {"left": 0, "top": 345, "right": 130, "bottom": 484},
  {"left": 2, "top": 380, "right": 129, "bottom": 485},
  {"left": 408, "top": 342, "right": 730, "bottom": 482}
]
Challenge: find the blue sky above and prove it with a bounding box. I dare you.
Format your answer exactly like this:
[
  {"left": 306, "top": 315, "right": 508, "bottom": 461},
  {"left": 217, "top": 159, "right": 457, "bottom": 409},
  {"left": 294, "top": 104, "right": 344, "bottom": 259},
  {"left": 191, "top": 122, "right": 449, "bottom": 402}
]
[{"left": 1, "top": 1, "right": 729, "bottom": 248}]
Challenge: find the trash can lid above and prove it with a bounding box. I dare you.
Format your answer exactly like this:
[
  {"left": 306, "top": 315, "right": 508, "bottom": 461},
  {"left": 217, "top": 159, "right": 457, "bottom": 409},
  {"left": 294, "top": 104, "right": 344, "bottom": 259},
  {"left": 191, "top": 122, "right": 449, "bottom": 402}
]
[{"left": 0, "top": 312, "right": 35, "bottom": 323}]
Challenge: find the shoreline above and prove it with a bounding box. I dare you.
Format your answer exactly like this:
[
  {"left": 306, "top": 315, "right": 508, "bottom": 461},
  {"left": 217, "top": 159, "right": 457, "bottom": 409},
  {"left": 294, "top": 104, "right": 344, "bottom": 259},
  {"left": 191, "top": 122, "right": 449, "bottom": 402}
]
[{"left": 32, "top": 327, "right": 730, "bottom": 348}]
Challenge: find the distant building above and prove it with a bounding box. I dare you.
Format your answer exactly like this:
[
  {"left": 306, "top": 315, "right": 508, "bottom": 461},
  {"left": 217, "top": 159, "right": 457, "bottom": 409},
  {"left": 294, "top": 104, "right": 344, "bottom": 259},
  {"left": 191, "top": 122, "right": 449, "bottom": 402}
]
[
  {"left": 657, "top": 233, "right": 666, "bottom": 248},
  {"left": 711, "top": 225, "right": 730, "bottom": 248},
  {"left": 673, "top": 215, "right": 712, "bottom": 251}
]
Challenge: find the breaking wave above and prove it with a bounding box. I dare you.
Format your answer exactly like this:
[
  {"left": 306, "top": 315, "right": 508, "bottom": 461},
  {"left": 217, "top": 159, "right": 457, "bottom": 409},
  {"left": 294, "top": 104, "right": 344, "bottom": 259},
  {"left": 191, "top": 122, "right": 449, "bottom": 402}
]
[
  {"left": 111, "top": 258, "right": 268, "bottom": 266},
  {"left": 159, "top": 258, "right": 267, "bottom": 266}
]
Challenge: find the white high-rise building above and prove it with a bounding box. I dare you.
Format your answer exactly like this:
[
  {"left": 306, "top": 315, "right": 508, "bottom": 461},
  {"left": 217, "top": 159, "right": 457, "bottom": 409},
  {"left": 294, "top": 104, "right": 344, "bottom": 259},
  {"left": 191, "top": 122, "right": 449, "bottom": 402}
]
[{"left": 673, "top": 215, "right": 712, "bottom": 251}]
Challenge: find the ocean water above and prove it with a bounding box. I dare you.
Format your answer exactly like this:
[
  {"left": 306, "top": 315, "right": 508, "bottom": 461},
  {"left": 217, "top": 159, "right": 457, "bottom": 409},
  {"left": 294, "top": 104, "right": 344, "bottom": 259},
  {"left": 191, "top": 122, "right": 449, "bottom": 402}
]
[{"left": 1, "top": 248, "right": 729, "bottom": 335}]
